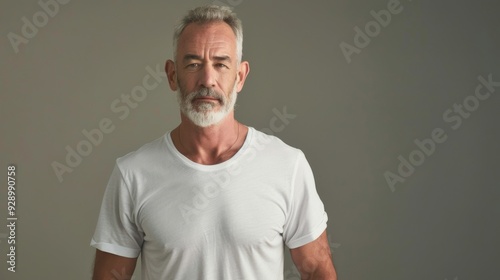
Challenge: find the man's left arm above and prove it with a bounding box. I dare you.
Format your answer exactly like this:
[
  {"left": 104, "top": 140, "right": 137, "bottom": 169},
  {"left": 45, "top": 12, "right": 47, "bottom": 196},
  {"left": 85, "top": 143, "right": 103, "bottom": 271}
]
[{"left": 289, "top": 230, "right": 337, "bottom": 280}]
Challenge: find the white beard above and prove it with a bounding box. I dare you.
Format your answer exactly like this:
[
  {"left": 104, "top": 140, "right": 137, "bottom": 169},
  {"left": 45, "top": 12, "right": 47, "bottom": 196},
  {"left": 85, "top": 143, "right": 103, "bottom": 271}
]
[{"left": 177, "top": 84, "right": 238, "bottom": 127}]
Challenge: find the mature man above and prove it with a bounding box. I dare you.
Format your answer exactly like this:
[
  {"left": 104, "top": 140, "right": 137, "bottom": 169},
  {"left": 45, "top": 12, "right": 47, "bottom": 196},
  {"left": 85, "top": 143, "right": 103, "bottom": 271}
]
[{"left": 91, "top": 5, "right": 337, "bottom": 280}]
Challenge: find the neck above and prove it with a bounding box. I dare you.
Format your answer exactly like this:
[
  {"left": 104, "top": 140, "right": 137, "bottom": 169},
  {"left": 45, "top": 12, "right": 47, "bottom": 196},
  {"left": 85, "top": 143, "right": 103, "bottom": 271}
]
[{"left": 173, "top": 112, "right": 247, "bottom": 165}]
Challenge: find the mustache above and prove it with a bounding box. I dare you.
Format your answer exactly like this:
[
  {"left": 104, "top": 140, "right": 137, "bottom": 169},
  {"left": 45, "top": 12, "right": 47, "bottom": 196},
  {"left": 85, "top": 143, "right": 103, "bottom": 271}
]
[{"left": 193, "top": 88, "right": 223, "bottom": 99}]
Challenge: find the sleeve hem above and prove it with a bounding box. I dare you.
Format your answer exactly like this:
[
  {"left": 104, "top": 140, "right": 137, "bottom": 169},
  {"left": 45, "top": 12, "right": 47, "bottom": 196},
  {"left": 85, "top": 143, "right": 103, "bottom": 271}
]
[
  {"left": 90, "top": 239, "right": 140, "bottom": 258},
  {"left": 286, "top": 212, "right": 328, "bottom": 249}
]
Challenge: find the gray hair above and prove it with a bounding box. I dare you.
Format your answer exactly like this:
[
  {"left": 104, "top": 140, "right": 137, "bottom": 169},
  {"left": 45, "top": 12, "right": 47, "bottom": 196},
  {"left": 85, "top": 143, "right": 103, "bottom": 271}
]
[{"left": 172, "top": 5, "right": 243, "bottom": 63}]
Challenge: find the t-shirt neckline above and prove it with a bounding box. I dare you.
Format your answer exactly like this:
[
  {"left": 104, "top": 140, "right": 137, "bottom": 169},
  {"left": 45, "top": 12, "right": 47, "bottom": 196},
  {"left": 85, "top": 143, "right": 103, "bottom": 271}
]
[{"left": 165, "top": 126, "right": 254, "bottom": 171}]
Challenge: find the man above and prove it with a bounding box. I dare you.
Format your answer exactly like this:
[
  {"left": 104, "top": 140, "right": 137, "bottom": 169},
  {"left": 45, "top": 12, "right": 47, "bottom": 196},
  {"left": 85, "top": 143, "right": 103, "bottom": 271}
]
[{"left": 91, "top": 5, "right": 337, "bottom": 280}]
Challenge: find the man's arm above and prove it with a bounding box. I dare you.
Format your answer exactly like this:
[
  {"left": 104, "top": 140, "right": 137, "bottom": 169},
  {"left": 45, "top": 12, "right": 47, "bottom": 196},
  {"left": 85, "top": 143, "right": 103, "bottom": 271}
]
[
  {"left": 92, "top": 249, "right": 138, "bottom": 280},
  {"left": 289, "top": 230, "right": 337, "bottom": 280}
]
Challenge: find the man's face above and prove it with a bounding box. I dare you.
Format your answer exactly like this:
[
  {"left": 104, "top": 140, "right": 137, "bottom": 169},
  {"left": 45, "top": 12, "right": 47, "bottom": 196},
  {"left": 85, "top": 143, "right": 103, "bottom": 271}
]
[{"left": 170, "top": 21, "right": 245, "bottom": 127}]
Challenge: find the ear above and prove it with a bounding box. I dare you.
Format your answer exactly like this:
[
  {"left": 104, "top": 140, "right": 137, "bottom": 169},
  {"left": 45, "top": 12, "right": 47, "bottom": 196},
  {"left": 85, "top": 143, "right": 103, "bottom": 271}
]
[
  {"left": 235, "top": 61, "right": 250, "bottom": 93},
  {"left": 165, "top": 59, "right": 178, "bottom": 91}
]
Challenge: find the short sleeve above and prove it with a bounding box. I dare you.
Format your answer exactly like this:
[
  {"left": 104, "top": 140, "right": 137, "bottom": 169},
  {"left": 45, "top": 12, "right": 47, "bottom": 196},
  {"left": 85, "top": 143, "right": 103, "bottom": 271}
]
[
  {"left": 283, "top": 151, "right": 328, "bottom": 249},
  {"left": 90, "top": 164, "right": 143, "bottom": 258}
]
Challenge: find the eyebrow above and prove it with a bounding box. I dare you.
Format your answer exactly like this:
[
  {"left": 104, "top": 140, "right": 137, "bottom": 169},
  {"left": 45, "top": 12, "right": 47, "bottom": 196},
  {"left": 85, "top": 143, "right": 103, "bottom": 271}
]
[
  {"left": 213, "top": 55, "right": 231, "bottom": 63},
  {"left": 182, "top": 54, "right": 232, "bottom": 63},
  {"left": 183, "top": 54, "right": 202, "bottom": 62}
]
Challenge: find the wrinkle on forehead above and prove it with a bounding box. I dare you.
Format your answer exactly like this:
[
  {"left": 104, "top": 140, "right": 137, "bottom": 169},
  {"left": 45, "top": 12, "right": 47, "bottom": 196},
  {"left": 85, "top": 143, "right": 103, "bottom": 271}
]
[{"left": 177, "top": 22, "right": 237, "bottom": 60}]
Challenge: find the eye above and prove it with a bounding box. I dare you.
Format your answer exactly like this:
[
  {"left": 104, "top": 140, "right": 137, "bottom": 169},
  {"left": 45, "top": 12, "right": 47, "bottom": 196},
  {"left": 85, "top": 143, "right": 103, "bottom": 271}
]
[
  {"left": 186, "top": 63, "right": 201, "bottom": 70},
  {"left": 215, "top": 63, "right": 229, "bottom": 69}
]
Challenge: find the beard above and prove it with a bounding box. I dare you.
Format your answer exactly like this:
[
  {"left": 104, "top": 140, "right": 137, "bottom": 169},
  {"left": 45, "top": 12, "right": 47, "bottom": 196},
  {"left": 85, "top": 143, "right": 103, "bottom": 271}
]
[{"left": 176, "top": 83, "right": 238, "bottom": 127}]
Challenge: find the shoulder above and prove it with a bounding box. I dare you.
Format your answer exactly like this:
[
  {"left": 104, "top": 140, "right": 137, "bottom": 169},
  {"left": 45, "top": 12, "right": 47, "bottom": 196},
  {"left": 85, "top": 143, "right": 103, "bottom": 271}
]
[
  {"left": 249, "top": 127, "right": 305, "bottom": 162},
  {"left": 115, "top": 133, "right": 169, "bottom": 173}
]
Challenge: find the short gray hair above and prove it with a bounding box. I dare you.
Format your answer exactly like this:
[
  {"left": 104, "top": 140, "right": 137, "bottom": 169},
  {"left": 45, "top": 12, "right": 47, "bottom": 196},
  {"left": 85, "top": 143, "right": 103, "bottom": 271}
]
[{"left": 172, "top": 5, "right": 243, "bottom": 62}]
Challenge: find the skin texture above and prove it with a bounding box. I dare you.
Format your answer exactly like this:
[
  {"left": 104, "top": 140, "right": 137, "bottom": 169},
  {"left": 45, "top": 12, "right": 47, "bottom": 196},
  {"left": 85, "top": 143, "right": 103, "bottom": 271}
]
[
  {"left": 166, "top": 21, "right": 250, "bottom": 165},
  {"left": 290, "top": 230, "right": 338, "bottom": 279},
  {"left": 92, "top": 250, "right": 136, "bottom": 280},
  {"left": 93, "top": 20, "right": 337, "bottom": 279}
]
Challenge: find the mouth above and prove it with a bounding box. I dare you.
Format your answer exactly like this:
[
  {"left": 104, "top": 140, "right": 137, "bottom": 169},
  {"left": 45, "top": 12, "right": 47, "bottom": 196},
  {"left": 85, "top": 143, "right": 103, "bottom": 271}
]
[{"left": 194, "top": 97, "right": 220, "bottom": 102}]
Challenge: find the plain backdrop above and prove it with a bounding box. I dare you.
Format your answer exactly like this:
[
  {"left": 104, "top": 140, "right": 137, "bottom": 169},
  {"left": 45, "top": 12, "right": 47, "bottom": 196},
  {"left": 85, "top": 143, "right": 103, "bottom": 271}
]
[{"left": 1, "top": 0, "right": 499, "bottom": 279}]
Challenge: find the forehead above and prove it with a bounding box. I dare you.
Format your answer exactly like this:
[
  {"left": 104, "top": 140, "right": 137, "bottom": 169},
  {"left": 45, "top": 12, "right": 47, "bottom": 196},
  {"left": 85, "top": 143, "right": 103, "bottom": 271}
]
[{"left": 177, "top": 21, "right": 237, "bottom": 57}]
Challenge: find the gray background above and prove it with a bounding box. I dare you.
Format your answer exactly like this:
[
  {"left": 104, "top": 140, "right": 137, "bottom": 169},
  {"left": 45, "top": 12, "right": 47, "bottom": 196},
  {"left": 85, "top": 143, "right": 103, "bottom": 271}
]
[{"left": 1, "top": 0, "right": 499, "bottom": 279}]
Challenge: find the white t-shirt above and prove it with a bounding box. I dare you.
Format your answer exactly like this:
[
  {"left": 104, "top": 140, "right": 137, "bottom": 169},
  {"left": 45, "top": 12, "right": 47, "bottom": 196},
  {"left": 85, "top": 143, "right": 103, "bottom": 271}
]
[{"left": 91, "top": 127, "right": 328, "bottom": 279}]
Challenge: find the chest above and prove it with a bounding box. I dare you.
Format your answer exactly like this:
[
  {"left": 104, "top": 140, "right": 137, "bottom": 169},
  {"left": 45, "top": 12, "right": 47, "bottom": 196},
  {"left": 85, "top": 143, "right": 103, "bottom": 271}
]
[{"left": 136, "top": 170, "right": 291, "bottom": 251}]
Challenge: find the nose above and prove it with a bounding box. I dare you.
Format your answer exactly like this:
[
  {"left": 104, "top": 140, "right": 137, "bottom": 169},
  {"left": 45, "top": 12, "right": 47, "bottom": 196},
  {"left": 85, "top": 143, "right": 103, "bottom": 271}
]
[{"left": 199, "top": 64, "right": 216, "bottom": 88}]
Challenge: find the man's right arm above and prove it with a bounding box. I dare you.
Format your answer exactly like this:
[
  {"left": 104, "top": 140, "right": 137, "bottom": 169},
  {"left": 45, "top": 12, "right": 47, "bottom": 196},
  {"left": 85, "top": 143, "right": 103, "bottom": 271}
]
[{"left": 92, "top": 249, "right": 138, "bottom": 280}]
